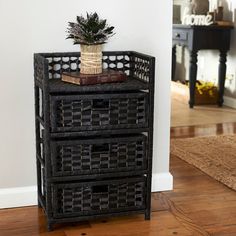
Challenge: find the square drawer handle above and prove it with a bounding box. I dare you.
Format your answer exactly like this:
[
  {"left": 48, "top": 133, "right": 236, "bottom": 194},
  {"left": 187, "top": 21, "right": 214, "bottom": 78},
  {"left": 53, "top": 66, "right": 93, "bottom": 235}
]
[
  {"left": 92, "top": 99, "right": 109, "bottom": 110},
  {"left": 175, "top": 33, "right": 180, "bottom": 38},
  {"left": 92, "top": 185, "right": 109, "bottom": 194},
  {"left": 92, "top": 144, "right": 109, "bottom": 153}
]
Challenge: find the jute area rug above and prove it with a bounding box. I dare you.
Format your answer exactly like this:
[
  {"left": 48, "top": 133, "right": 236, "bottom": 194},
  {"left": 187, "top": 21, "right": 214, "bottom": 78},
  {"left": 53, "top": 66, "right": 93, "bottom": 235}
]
[{"left": 170, "top": 135, "right": 236, "bottom": 191}]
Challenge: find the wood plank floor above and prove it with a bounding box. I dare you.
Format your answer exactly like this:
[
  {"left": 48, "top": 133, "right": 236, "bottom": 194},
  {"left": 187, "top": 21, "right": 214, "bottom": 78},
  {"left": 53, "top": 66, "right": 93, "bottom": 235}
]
[
  {"left": 1, "top": 123, "right": 236, "bottom": 236},
  {"left": 171, "top": 122, "right": 236, "bottom": 139},
  {"left": 171, "top": 81, "right": 236, "bottom": 127}
]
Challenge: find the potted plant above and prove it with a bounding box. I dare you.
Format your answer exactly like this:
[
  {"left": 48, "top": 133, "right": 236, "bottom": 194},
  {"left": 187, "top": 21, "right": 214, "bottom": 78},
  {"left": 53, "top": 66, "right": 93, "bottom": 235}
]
[{"left": 67, "top": 12, "right": 115, "bottom": 74}]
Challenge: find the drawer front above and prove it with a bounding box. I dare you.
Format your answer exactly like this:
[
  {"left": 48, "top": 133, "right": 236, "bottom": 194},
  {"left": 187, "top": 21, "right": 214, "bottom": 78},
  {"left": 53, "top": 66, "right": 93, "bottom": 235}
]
[
  {"left": 173, "top": 29, "right": 188, "bottom": 41},
  {"left": 52, "top": 177, "right": 146, "bottom": 218},
  {"left": 51, "top": 135, "right": 147, "bottom": 177},
  {"left": 50, "top": 92, "right": 148, "bottom": 132}
]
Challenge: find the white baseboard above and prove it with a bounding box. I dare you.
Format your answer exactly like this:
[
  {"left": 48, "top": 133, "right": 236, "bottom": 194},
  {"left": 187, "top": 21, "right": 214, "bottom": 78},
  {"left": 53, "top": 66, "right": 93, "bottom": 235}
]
[
  {"left": 152, "top": 172, "right": 173, "bottom": 192},
  {"left": 0, "top": 186, "right": 37, "bottom": 209},
  {"left": 223, "top": 96, "right": 236, "bottom": 109}
]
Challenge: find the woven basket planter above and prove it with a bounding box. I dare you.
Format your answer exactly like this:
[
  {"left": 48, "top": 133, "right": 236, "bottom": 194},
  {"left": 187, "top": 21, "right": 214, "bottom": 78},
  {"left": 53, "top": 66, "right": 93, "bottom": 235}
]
[
  {"left": 195, "top": 86, "right": 218, "bottom": 105},
  {"left": 80, "top": 44, "right": 103, "bottom": 74}
]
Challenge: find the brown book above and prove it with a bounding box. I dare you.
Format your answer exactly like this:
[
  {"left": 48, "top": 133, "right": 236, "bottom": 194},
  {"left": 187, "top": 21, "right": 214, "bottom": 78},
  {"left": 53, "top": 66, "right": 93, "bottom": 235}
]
[{"left": 62, "top": 70, "right": 127, "bottom": 86}]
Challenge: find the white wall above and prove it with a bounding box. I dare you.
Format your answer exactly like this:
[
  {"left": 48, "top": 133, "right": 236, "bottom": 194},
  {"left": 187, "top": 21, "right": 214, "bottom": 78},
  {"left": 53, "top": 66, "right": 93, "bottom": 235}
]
[{"left": 0, "top": 0, "right": 173, "bottom": 207}]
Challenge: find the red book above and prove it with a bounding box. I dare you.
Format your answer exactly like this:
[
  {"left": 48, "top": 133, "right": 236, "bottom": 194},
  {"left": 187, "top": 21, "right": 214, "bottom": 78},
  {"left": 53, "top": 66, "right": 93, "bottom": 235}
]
[{"left": 62, "top": 70, "right": 127, "bottom": 86}]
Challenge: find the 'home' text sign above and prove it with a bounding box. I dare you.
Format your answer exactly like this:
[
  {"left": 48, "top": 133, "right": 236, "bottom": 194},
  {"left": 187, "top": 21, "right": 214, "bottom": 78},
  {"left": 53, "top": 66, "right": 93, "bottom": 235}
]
[{"left": 183, "top": 15, "right": 213, "bottom": 26}]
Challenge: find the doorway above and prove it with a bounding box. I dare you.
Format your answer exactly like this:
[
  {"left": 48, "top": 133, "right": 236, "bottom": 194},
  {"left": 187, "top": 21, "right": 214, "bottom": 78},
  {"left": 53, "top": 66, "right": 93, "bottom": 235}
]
[{"left": 171, "top": 0, "right": 236, "bottom": 128}]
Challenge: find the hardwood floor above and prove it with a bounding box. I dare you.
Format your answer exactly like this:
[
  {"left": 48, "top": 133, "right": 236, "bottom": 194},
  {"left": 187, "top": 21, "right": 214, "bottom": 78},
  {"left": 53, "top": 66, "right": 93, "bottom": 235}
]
[
  {"left": 171, "top": 122, "right": 236, "bottom": 139},
  {"left": 1, "top": 123, "right": 236, "bottom": 236},
  {"left": 171, "top": 81, "right": 236, "bottom": 127},
  {"left": 165, "top": 156, "right": 236, "bottom": 236}
]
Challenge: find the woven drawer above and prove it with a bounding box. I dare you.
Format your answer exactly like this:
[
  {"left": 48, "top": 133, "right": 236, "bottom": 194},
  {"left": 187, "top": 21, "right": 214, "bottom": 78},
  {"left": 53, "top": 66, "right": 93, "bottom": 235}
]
[
  {"left": 50, "top": 92, "right": 148, "bottom": 132},
  {"left": 52, "top": 177, "right": 146, "bottom": 218},
  {"left": 51, "top": 135, "right": 147, "bottom": 177}
]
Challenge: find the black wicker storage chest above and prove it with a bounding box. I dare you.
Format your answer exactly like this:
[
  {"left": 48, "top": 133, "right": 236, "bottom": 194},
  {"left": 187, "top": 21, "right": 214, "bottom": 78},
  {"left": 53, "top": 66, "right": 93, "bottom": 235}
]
[{"left": 34, "top": 51, "right": 155, "bottom": 230}]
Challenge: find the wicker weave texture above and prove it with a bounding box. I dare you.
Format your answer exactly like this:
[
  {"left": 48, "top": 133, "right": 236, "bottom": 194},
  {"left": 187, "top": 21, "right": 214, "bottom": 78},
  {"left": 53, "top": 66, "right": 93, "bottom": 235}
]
[
  {"left": 45, "top": 53, "right": 131, "bottom": 80},
  {"left": 34, "top": 51, "right": 155, "bottom": 230},
  {"left": 34, "top": 51, "right": 154, "bottom": 84},
  {"left": 53, "top": 177, "right": 146, "bottom": 218},
  {"left": 133, "top": 56, "right": 151, "bottom": 82},
  {"left": 51, "top": 135, "right": 147, "bottom": 176},
  {"left": 37, "top": 164, "right": 46, "bottom": 208},
  {"left": 50, "top": 93, "right": 148, "bottom": 132}
]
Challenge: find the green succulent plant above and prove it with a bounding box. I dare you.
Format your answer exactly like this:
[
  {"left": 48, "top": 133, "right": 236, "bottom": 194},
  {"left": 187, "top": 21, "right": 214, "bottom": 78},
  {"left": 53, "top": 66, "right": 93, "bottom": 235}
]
[{"left": 66, "top": 12, "right": 115, "bottom": 45}]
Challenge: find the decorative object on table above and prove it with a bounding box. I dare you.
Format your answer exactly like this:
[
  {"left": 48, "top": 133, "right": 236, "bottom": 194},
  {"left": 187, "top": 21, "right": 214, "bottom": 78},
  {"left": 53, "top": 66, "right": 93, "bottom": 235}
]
[
  {"left": 182, "top": 0, "right": 213, "bottom": 25},
  {"left": 215, "top": 6, "right": 224, "bottom": 21},
  {"left": 173, "top": 5, "right": 181, "bottom": 24},
  {"left": 182, "top": 14, "right": 213, "bottom": 25},
  {"left": 187, "top": 80, "right": 218, "bottom": 105},
  {"left": 66, "top": 12, "right": 115, "bottom": 74},
  {"left": 192, "top": 0, "right": 209, "bottom": 15},
  {"left": 62, "top": 70, "right": 127, "bottom": 86},
  {"left": 209, "top": 1, "right": 226, "bottom": 23},
  {"left": 183, "top": 0, "right": 194, "bottom": 16},
  {"left": 171, "top": 81, "right": 218, "bottom": 105},
  {"left": 183, "top": 0, "right": 210, "bottom": 16}
]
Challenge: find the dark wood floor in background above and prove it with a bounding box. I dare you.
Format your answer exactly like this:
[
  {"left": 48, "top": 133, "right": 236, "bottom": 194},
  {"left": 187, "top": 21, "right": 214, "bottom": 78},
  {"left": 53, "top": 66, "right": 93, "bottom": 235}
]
[
  {"left": 1, "top": 123, "right": 236, "bottom": 236},
  {"left": 171, "top": 122, "right": 236, "bottom": 139}
]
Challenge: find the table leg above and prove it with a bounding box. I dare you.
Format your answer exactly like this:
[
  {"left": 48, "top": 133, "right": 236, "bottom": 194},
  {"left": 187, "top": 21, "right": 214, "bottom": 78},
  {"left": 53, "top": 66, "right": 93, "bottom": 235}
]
[
  {"left": 189, "top": 50, "right": 198, "bottom": 108},
  {"left": 172, "top": 45, "right": 177, "bottom": 81},
  {"left": 218, "top": 50, "right": 227, "bottom": 107}
]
